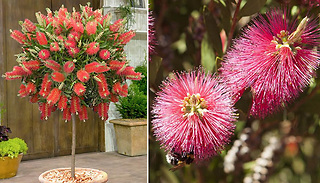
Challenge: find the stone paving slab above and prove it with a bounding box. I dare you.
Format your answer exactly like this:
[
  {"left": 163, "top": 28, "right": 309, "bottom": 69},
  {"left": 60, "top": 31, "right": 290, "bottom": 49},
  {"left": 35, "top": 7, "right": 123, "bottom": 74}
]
[{"left": 0, "top": 152, "right": 147, "bottom": 183}]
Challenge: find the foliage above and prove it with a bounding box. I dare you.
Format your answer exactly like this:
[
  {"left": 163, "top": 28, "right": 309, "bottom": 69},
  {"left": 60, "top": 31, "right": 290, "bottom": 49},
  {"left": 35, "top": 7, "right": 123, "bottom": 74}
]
[
  {"left": 115, "top": 84, "right": 147, "bottom": 119},
  {"left": 4, "top": 3, "right": 141, "bottom": 122},
  {"left": 117, "top": 4, "right": 135, "bottom": 30},
  {"left": 0, "top": 126, "right": 11, "bottom": 142},
  {"left": 132, "top": 64, "right": 147, "bottom": 95},
  {"left": 0, "top": 103, "right": 5, "bottom": 125},
  {"left": 0, "top": 138, "right": 28, "bottom": 158}
]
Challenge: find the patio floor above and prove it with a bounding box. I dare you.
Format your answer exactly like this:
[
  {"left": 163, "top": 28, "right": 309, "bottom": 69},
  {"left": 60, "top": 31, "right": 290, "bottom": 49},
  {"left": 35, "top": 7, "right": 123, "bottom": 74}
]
[{"left": 0, "top": 152, "right": 147, "bottom": 183}]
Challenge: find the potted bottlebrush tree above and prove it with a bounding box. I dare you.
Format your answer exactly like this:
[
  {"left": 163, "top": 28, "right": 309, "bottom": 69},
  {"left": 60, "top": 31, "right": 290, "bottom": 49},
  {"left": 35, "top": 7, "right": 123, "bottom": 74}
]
[
  {"left": 0, "top": 125, "right": 28, "bottom": 179},
  {"left": 111, "top": 64, "right": 147, "bottom": 156},
  {"left": 3, "top": 3, "right": 141, "bottom": 182}
]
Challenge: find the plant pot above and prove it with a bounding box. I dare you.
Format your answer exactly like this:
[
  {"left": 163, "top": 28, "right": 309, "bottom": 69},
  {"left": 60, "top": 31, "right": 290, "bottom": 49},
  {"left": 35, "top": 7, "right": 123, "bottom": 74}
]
[
  {"left": 110, "top": 118, "right": 147, "bottom": 156},
  {"left": 39, "top": 168, "right": 108, "bottom": 183},
  {"left": 0, "top": 153, "right": 23, "bottom": 179}
]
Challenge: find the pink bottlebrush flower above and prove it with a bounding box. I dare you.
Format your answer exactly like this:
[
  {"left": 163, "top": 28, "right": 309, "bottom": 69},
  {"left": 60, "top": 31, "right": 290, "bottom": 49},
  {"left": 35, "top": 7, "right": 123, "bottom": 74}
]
[
  {"left": 39, "top": 49, "right": 50, "bottom": 60},
  {"left": 63, "top": 106, "right": 71, "bottom": 121},
  {"left": 99, "top": 49, "right": 110, "bottom": 60},
  {"left": 86, "top": 21, "right": 97, "bottom": 35},
  {"left": 71, "top": 95, "right": 81, "bottom": 114},
  {"left": 85, "top": 42, "right": 100, "bottom": 55},
  {"left": 63, "top": 61, "right": 75, "bottom": 73},
  {"left": 68, "top": 31, "right": 81, "bottom": 41},
  {"left": 152, "top": 68, "right": 236, "bottom": 162},
  {"left": 26, "top": 82, "right": 36, "bottom": 94},
  {"left": 22, "top": 60, "right": 40, "bottom": 71},
  {"left": 110, "top": 93, "right": 118, "bottom": 103},
  {"left": 96, "top": 65, "right": 110, "bottom": 73},
  {"left": 39, "top": 74, "right": 52, "bottom": 97},
  {"left": 85, "top": 62, "right": 102, "bottom": 73},
  {"left": 23, "top": 19, "right": 36, "bottom": 32},
  {"left": 109, "top": 19, "right": 123, "bottom": 32},
  {"left": 39, "top": 102, "right": 52, "bottom": 120},
  {"left": 30, "top": 93, "right": 39, "bottom": 103},
  {"left": 50, "top": 42, "right": 60, "bottom": 52},
  {"left": 11, "top": 30, "right": 26, "bottom": 44},
  {"left": 220, "top": 10, "right": 320, "bottom": 118},
  {"left": 109, "top": 60, "right": 125, "bottom": 70},
  {"left": 47, "top": 88, "right": 61, "bottom": 105},
  {"left": 36, "top": 32, "right": 48, "bottom": 45},
  {"left": 148, "top": 11, "right": 157, "bottom": 61},
  {"left": 72, "top": 21, "right": 84, "bottom": 33},
  {"left": 51, "top": 72, "right": 65, "bottom": 83},
  {"left": 58, "top": 7, "right": 68, "bottom": 18},
  {"left": 77, "top": 70, "right": 90, "bottom": 82},
  {"left": 119, "top": 30, "right": 135, "bottom": 44},
  {"left": 119, "top": 84, "right": 128, "bottom": 97},
  {"left": 112, "top": 82, "right": 122, "bottom": 94},
  {"left": 45, "top": 60, "right": 61, "bottom": 71},
  {"left": 73, "top": 82, "right": 86, "bottom": 96},
  {"left": 57, "top": 35, "right": 64, "bottom": 41},
  {"left": 65, "top": 39, "right": 76, "bottom": 49},
  {"left": 79, "top": 105, "right": 88, "bottom": 121},
  {"left": 58, "top": 95, "right": 68, "bottom": 111},
  {"left": 18, "top": 84, "right": 28, "bottom": 97},
  {"left": 67, "top": 47, "right": 80, "bottom": 57}
]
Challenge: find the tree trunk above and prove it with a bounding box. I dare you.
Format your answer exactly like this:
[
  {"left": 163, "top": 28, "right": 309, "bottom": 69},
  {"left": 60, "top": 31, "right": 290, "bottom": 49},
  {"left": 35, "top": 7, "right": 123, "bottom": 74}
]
[{"left": 71, "top": 114, "right": 76, "bottom": 178}]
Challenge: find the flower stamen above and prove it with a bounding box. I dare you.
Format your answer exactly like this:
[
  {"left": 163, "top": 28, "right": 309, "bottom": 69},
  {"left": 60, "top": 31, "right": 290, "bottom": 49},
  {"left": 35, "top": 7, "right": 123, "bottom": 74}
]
[{"left": 182, "top": 93, "right": 207, "bottom": 117}]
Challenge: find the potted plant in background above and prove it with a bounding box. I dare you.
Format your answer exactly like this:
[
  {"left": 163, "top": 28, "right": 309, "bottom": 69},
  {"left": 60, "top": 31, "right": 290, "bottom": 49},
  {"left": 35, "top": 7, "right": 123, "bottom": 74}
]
[
  {"left": 0, "top": 125, "right": 28, "bottom": 179},
  {"left": 3, "top": 3, "right": 140, "bottom": 182},
  {"left": 111, "top": 64, "right": 147, "bottom": 156}
]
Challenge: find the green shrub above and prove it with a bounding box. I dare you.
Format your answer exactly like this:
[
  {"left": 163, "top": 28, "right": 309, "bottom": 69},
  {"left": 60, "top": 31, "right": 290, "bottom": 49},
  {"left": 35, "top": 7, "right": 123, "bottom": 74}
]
[
  {"left": 115, "top": 84, "right": 147, "bottom": 119},
  {"left": 132, "top": 64, "right": 147, "bottom": 95},
  {"left": 0, "top": 138, "right": 28, "bottom": 158}
]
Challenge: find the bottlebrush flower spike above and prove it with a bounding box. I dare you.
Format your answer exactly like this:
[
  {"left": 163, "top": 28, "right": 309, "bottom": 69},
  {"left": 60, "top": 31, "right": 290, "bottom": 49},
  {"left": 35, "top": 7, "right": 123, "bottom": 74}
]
[
  {"left": 71, "top": 21, "right": 84, "bottom": 33},
  {"left": 51, "top": 72, "right": 65, "bottom": 82},
  {"left": 21, "top": 64, "right": 32, "bottom": 75},
  {"left": 39, "top": 49, "right": 50, "bottom": 60},
  {"left": 18, "top": 84, "right": 28, "bottom": 97},
  {"left": 119, "top": 30, "right": 135, "bottom": 44},
  {"left": 63, "top": 106, "right": 71, "bottom": 121},
  {"left": 79, "top": 105, "right": 88, "bottom": 121},
  {"left": 73, "top": 82, "right": 86, "bottom": 96},
  {"left": 26, "top": 82, "right": 36, "bottom": 94},
  {"left": 112, "top": 82, "right": 122, "bottom": 94},
  {"left": 126, "top": 72, "right": 142, "bottom": 81},
  {"left": 22, "top": 19, "right": 36, "bottom": 32},
  {"left": 68, "top": 31, "right": 81, "bottom": 41},
  {"left": 70, "top": 95, "right": 81, "bottom": 114},
  {"left": 96, "top": 65, "right": 110, "bottom": 73},
  {"left": 39, "top": 102, "right": 52, "bottom": 120},
  {"left": 152, "top": 68, "right": 237, "bottom": 162},
  {"left": 39, "top": 74, "right": 52, "bottom": 97},
  {"left": 109, "top": 60, "right": 125, "bottom": 70},
  {"left": 109, "top": 19, "right": 123, "bottom": 32},
  {"left": 45, "top": 60, "right": 61, "bottom": 71},
  {"left": 97, "top": 103, "right": 109, "bottom": 120},
  {"left": 30, "top": 93, "right": 39, "bottom": 103},
  {"left": 220, "top": 10, "right": 320, "bottom": 118},
  {"left": 47, "top": 88, "right": 61, "bottom": 105},
  {"left": 86, "top": 42, "right": 100, "bottom": 55},
  {"left": 85, "top": 62, "right": 102, "bottom": 73},
  {"left": 58, "top": 95, "right": 68, "bottom": 111},
  {"left": 36, "top": 32, "right": 48, "bottom": 45},
  {"left": 63, "top": 61, "right": 75, "bottom": 73},
  {"left": 148, "top": 10, "right": 157, "bottom": 61},
  {"left": 50, "top": 42, "right": 60, "bottom": 52},
  {"left": 86, "top": 21, "right": 97, "bottom": 35},
  {"left": 11, "top": 30, "right": 26, "bottom": 44},
  {"left": 110, "top": 93, "right": 119, "bottom": 102},
  {"left": 119, "top": 84, "right": 128, "bottom": 97},
  {"left": 99, "top": 49, "right": 110, "bottom": 60},
  {"left": 77, "top": 70, "right": 90, "bottom": 82},
  {"left": 68, "top": 47, "right": 80, "bottom": 57},
  {"left": 95, "top": 74, "right": 109, "bottom": 98},
  {"left": 3, "top": 66, "right": 26, "bottom": 80},
  {"left": 22, "top": 60, "right": 40, "bottom": 71},
  {"left": 65, "top": 39, "right": 76, "bottom": 49}
]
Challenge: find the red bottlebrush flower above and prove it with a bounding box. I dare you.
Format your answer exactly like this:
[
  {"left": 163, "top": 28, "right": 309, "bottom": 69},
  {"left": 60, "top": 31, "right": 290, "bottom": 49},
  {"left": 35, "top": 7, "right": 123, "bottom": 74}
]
[
  {"left": 79, "top": 105, "right": 88, "bottom": 121},
  {"left": 72, "top": 21, "right": 84, "bottom": 33},
  {"left": 47, "top": 88, "right": 61, "bottom": 105},
  {"left": 110, "top": 93, "right": 119, "bottom": 102},
  {"left": 117, "top": 66, "right": 134, "bottom": 75},
  {"left": 65, "top": 39, "right": 76, "bottom": 49},
  {"left": 77, "top": 70, "right": 90, "bottom": 82},
  {"left": 21, "top": 64, "right": 32, "bottom": 75},
  {"left": 96, "top": 65, "right": 110, "bottom": 73},
  {"left": 119, "top": 30, "right": 135, "bottom": 44},
  {"left": 152, "top": 68, "right": 236, "bottom": 162},
  {"left": 86, "top": 21, "right": 97, "bottom": 35},
  {"left": 67, "top": 47, "right": 80, "bottom": 57},
  {"left": 4, "top": 66, "right": 29, "bottom": 80},
  {"left": 70, "top": 95, "right": 81, "bottom": 114},
  {"left": 26, "top": 82, "right": 36, "bottom": 94},
  {"left": 220, "top": 10, "right": 320, "bottom": 118},
  {"left": 39, "top": 102, "right": 52, "bottom": 120},
  {"left": 98, "top": 86, "right": 110, "bottom": 98},
  {"left": 68, "top": 31, "right": 81, "bottom": 41},
  {"left": 73, "top": 82, "right": 86, "bottom": 96},
  {"left": 23, "top": 19, "right": 36, "bottom": 32},
  {"left": 51, "top": 72, "right": 65, "bottom": 83},
  {"left": 22, "top": 60, "right": 40, "bottom": 71},
  {"left": 58, "top": 95, "right": 68, "bottom": 111},
  {"left": 85, "top": 42, "right": 100, "bottom": 55},
  {"left": 39, "top": 74, "right": 52, "bottom": 97},
  {"left": 95, "top": 74, "right": 109, "bottom": 98},
  {"left": 45, "top": 60, "right": 61, "bottom": 71},
  {"left": 112, "top": 82, "right": 122, "bottom": 94},
  {"left": 18, "top": 84, "right": 28, "bottom": 97},
  {"left": 30, "top": 93, "right": 39, "bottom": 103},
  {"left": 99, "top": 49, "right": 110, "bottom": 60},
  {"left": 11, "top": 30, "right": 26, "bottom": 44},
  {"left": 50, "top": 42, "right": 60, "bottom": 52},
  {"left": 63, "top": 61, "right": 75, "bottom": 73},
  {"left": 119, "top": 84, "right": 128, "bottom": 97},
  {"left": 109, "top": 19, "right": 123, "bottom": 32},
  {"left": 63, "top": 106, "right": 71, "bottom": 121},
  {"left": 109, "top": 60, "right": 125, "bottom": 70},
  {"left": 85, "top": 62, "right": 101, "bottom": 73},
  {"left": 39, "top": 49, "right": 50, "bottom": 60},
  {"left": 36, "top": 32, "right": 48, "bottom": 45},
  {"left": 126, "top": 72, "right": 142, "bottom": 81},
  {"left": 96, "top": 103, "right": 109, "bottom": 120},
  {"left": 148, "top": 11, "right": 157, "bottom": 61}
]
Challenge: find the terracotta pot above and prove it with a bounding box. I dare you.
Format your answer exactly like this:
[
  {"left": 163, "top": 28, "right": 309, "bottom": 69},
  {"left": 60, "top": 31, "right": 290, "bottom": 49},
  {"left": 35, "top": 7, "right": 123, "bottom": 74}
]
[
  {"left": 110, "top": 118, "right": 147, "bottom": 156},
  {"left": 0, "top": 153, "right": 23, "bottom": 179},
  {"left": 39, "top": 168, "right": 108, "bottom": 183}
]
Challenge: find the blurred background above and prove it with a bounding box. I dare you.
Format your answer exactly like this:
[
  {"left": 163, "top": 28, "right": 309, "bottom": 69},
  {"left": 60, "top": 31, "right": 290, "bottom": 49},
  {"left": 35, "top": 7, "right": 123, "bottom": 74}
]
[{"left": 149, "top": 0, "right": 320, "bottom": 182}]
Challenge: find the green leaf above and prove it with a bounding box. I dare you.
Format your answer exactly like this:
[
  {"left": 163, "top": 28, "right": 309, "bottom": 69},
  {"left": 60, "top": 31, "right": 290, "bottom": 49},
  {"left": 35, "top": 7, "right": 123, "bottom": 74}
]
[
  {"left": 238, "top": 0, "right": 267, "bottom": 17},
  {"left": 201, "top": 33, "right": 216, "bottom": 72}
]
